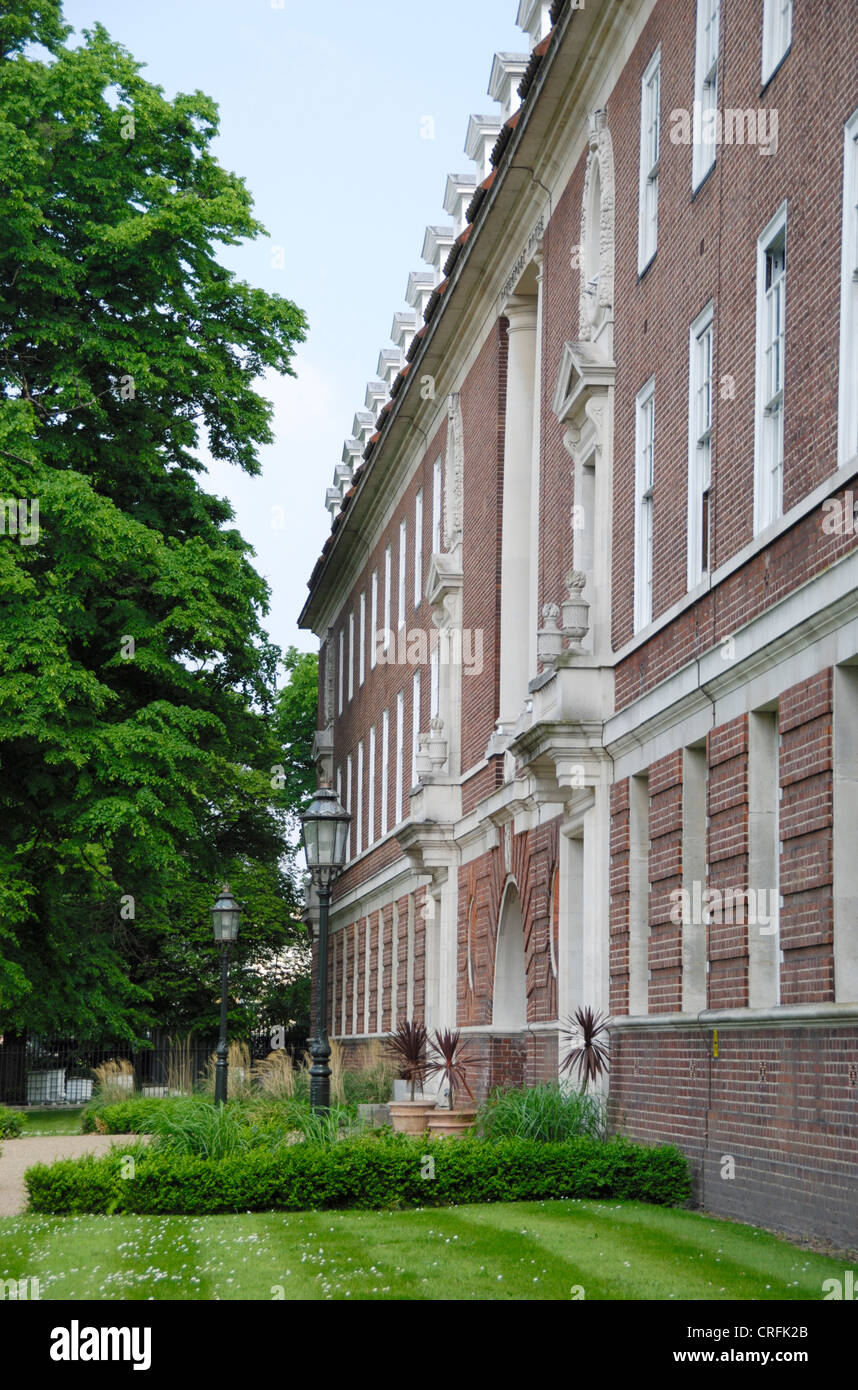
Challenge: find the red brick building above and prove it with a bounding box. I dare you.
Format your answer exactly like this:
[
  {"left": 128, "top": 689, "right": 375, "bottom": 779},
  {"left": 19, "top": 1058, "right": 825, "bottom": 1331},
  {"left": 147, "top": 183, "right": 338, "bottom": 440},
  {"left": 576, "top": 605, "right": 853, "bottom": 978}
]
[{"left": 299, "top": 0, "right": 858, "bottom": 1246}]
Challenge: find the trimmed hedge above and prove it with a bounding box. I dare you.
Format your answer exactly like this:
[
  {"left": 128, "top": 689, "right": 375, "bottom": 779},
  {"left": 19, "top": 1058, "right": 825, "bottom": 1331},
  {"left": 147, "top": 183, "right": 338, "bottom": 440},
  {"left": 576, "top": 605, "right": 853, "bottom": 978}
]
[{"left": 26, "top": 1133, "right": 690, "bottom": 1215}]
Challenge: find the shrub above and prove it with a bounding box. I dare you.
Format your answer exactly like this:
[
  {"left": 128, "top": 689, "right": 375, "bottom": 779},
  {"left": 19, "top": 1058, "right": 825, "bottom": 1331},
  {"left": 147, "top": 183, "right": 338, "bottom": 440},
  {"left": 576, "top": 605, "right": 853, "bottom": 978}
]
[
  {"left": 329, "top": 1039, "right": 345, "bottom": 1104},
  {"left": 81, "top": 1094, "right": 209, "bottom": 1135},
  {"left": 92, "top": 1058, "right": 135, "bottom": 1105},
  {"left": 384, "top": 1021, "right": 427, "bottom": 1101},
  {"left": 288, "top": 1103, "right": 355, "bottom": 1144},
  {"left": 165, "top": 1034, "right": 195, "bottom": 1095},
  {"left": 269, "top": 1049, "right": 395, "bottom": 1106},
  {"left": 26, "top": 1133, "right": 691, "bottom": 1216},
  {"left": 201, "top": 1041, "right": 253, "bottom": 1101},
  {"left": 360, "top": 1039, "right": 399, "bottom": 1101},
  {"left": 475, "top": 1083, "right": 606, "bottom": 1144},
  {"left": 341, "top": 1067, "right": 396, "bottom": 1106},
  {"left": 253, "top": 1050, "right": 297, "bottom": 1099},
  {"left": 153, "top": 1100, "right": 251, "bottom": 1160},
  {"left": 292, "top": 1063, "right": 310, "bottom": 1103},
  {"left": 237, "top": 1096, "right": 358, "bottom": 1148},
  {"left": 560, "top": 1006, "right": 611, "bottom": 1091},
  {"left": 0, "top": 1105, "right": 24, "bottom": 1139},
  {"left": 81, "top": 1093, "right": 358, "bottom": 1153},
  {"left": 426, "top": 1028, "right": 474, "bottom": 1109}
]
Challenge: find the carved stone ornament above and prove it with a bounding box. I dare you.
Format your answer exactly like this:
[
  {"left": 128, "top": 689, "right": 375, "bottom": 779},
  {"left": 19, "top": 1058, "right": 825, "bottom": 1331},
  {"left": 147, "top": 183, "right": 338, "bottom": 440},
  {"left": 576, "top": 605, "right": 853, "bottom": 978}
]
[
  {"left": 578, "top": 110, "right": 615, "bottom": 342},
  {"left": 322, "top": 630, "right": 335, "bottom": 724},
  {"left": 537, "top": 602, "right": 564, "bottom": 667},
  {"left": 561, "top": 570, "right": 590, "bottom": 650},
  {"left": 416, "top": 730, "right": 432, "bottom": 776},
  {"left": 443, "top": 393, "right": 464, "bottom": 554},
  {"left": 427, "top": 715, "right": 448, "bottom": 772}
]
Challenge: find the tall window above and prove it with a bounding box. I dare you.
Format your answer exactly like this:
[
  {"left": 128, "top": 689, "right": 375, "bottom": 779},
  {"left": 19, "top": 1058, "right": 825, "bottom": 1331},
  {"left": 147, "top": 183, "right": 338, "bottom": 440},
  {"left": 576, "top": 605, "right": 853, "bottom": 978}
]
[
  {"left": 755, "top": 205, "right": 787, "bottom": 534},
  {"left": 411, "top": 671, "right": 421, "bottom": 787},
  {"left": 688, "top": 305, "right": 713, "bottom": 588},
  {"left": 380, "top": 710, "right": 389, "bottom": 836},
  {"left": 367, "top": 725, "right": 376, "bottom": 848},
  {"left": 692, "top": 0, "right": 720, "bottom": 189},
  {"left": 370, "top": 570, "right": 379, "bottom": 670},
  {"left": 345, "top": 753, "right": 352, "bottom": 861},
  {"left": 347, "top": 612, "right": 354, "bottom": 702},
  {"left": 762, "top": 0, "right": 792, "bottom": 85},
  {"left": 634, "top": 379, "right": 656, "bottom": 632},
  {"left": 638, "top": 47, "right": 661, "bottom": 272},
  {"left": 839, "top": 111, "right": 858, "bottom": 467},
  {"left": 398, "top": 518, "right": 407, "bottom": 630},
  {"left": 414, "top": 488, "right": 424, "bottom": 608},
  {"left": 383, "top": 544, "right": 392, "bottom": 652},
  {"left": 432, "top": 457, "right": 443, "bottom": 554},
  {"left": 395, "top": 691, "right": 404, "bottom": 825},
  {"left": 355, "top": 740, "right": 363, "bottom": 857},
  {"left": 337, "top": 628, "right": 344, "bottom": 715},
  {"left": 358, "top": 591, "right": 366, "bottom": 686},
  {"left": 430, "top": 647, "right": 440, "bottom": 719}
]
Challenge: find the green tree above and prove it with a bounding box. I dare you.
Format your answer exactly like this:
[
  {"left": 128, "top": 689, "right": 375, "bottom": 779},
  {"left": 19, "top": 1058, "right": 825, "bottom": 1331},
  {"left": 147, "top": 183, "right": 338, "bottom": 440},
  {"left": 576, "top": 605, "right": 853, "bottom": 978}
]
[
  {"left": 274, "top": 648, "right": 319, "bottom": 818},
  {"left": 0, "top": 4, "right": 310, "bottom": 1040}
]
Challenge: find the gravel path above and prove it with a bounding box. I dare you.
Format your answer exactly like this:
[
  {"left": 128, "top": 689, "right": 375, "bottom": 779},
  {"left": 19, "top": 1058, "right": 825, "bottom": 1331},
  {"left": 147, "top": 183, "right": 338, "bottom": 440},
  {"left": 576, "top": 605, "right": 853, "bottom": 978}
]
[{"left": 0, "top": 1135, "right": 136, "bottom": 1217}]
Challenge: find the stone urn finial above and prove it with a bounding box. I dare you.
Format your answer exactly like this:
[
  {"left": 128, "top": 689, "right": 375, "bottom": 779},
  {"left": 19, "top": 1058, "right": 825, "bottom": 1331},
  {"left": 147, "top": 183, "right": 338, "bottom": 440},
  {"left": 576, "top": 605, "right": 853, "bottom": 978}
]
[
  {"left": 416, "top": 730, "right": 432, "bottom": 777},
  {"left": 562, "top": 570, "right": 590, "bottom": 651},
  {"left": 427, "top": 716, "right": 448, "bottom": 772},
  {"left": 537, "top": 602, "right": 564, "bottom": 668},
  {"left": 588, "top": 108, "right": 607, "bottom": 143}
]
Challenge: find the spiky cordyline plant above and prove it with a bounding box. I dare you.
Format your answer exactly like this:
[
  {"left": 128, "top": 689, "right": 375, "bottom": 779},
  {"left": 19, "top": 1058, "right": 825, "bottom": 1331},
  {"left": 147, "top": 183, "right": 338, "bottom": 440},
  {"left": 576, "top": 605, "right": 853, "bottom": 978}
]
[
  {"left": 385, "top": 1020, "right": 428, "bottom": 1101},
  {"left": 426, "top": 1028, "right": 474, "bottom": 1110},
  {"left": 560, "top": 1006, "right": 611, "bottom": 1093}
]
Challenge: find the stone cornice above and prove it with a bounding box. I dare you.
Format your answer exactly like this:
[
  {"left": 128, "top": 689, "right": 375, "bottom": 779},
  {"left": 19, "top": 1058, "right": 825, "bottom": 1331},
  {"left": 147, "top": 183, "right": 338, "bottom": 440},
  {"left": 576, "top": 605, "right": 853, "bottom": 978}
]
[
  {"left": 612, "top": 454, "right": 858, "bottom": 667},
  {"left": 605, "top": 542, "right": 858, "bottom": 761},
  {"left": 457, "top": 1021, "right": 561, "bottom": 1036},
  {"left": 609, "top": 1003, "right": 858, "bottom": 1031},
  {"left": 550, "top": 339, "right": 615, "bottom": 427},
  {"left": 298, "top": 0, "right": 612, "bottom": 635},
  {"left": 455, "top": 816, "right": 499, "bottom": 858},
  {"left": 425, "top": 550, "right": 463, "bottom": 618},
  {"left": 395, "top": 817, "right": 458, "bottom": 881},
  {"left": 329, "top": 835, "right": 421, "bottom": 924}
]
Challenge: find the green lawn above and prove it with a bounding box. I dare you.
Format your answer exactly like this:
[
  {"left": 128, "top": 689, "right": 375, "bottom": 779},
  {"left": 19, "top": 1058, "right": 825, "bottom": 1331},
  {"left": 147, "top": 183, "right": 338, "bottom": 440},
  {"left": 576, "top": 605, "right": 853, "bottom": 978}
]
[
  {"left": 0, "top": 1200, "right": 844, "bottom": 1300},
  {"left": 18, "top": 1108, "right": 85, "bottom": 1137}
]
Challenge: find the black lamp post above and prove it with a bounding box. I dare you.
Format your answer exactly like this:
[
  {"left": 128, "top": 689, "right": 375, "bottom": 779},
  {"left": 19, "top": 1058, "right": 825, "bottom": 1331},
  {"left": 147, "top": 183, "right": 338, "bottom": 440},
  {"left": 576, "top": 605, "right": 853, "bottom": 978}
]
[
  {"left": 211, "top": 882, "right": 242, "bottom": 1105},
  {"left": 301, "top": 786, "right": 351, "bottom": 1112}
]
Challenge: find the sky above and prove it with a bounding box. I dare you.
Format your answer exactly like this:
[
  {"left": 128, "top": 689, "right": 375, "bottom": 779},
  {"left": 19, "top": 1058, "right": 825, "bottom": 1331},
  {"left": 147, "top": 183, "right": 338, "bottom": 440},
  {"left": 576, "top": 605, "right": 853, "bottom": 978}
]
[{"left": 59, "top": 0, "right": 526, "bottom": 665}]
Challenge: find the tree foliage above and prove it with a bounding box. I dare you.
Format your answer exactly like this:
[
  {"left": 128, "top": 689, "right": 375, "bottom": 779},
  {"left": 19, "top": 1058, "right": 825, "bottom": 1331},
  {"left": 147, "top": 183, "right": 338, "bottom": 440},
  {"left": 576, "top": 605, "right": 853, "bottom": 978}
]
[
  {"left": 274, "top": 647, "right": 319, "bottom": 821},
  {"left": 0, "top": 5, "right": 312, "bottom": 1039}
]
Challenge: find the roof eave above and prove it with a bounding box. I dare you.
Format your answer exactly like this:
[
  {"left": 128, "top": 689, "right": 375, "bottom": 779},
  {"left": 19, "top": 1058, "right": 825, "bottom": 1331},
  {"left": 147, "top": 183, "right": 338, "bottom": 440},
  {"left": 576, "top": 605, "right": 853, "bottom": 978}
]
[{"left": 299, "top": 0, "right": 601, "bottom": 634}]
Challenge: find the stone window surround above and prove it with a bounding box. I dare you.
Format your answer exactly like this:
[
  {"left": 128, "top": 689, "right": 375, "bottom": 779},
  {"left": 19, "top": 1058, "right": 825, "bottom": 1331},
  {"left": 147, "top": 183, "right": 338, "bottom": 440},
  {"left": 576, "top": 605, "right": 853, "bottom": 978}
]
[
  {"left": 754, "top": 201, "right": 788, "bottom": 536},
  {"left": 637, "top": 44, "right": 661, "bottom": 274}
]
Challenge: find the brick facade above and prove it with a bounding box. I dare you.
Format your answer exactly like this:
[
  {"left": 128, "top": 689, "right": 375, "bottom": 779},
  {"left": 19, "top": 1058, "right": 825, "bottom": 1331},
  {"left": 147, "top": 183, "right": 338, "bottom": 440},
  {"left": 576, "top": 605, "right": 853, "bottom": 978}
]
[
  {"left": 610, "top": 1025, "right": 858, "bottom": 1249},
  {"left": 300, "top": 0, "right": 858, "bottom": 1248}
]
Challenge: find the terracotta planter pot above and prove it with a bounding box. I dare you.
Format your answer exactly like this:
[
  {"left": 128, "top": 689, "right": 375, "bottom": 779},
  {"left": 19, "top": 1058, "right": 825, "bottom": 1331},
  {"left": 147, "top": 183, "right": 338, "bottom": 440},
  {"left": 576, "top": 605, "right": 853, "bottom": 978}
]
[
  {"left": 426, "top": 1107, "right": 478, "bottom": 1138},
  {"left": 388, "top": 1099, "right": 437, "bottom": 1134}
]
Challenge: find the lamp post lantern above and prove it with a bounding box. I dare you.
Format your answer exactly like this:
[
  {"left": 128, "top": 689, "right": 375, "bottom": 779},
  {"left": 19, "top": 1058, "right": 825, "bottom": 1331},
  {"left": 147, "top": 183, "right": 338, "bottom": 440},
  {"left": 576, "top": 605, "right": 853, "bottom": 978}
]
[
  {"left": 300, "top": 786, "right": 351, "bottom": 1112},
  {"left": 211, "top": 882, "right": 242, "bottom": 1105}
]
